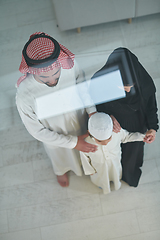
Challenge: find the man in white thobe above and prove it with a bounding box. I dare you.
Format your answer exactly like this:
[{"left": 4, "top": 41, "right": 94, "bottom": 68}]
[{"left": 16, "top": 32, "right": 97, "bottom": 187}]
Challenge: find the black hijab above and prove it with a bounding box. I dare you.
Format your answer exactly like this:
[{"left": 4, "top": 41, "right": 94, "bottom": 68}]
[{"left": 91, "top": 47, "right": 156, "bottom": 110}]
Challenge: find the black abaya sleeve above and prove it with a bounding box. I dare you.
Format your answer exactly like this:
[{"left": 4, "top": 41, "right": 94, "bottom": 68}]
[
  {"left": 145, "top": 93, "right": 159, "bottom": 131},
  {"left": 132, "top": 54, "right": 159, "bottom": 132}
]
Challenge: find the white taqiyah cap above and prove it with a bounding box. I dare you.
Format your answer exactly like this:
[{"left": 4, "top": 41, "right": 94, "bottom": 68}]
[{"left": 88, "top": 112, "right": 113, "bottom": 140}]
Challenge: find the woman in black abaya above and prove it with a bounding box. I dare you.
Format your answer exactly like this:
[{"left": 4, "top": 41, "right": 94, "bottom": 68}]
[{"left": 92, "top": 48, "right": 159, "bottom": 187}]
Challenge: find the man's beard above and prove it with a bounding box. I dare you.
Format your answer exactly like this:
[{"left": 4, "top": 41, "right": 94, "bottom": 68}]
[{"left": 45, "top": 79, "right": 59, "bottom": 87}]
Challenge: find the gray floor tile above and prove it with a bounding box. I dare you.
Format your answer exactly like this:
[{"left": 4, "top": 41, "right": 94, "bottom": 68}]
[
  {"left": 41, "top": 210, "right": 140, "bottom": 240},
  {"left": 0, "top": 162, "right": 34, "bottom": 188},
  {"left": 136, "top": 204, "right": 160, "bottom": 232},
  {"left": 0, "top": 228, "right": 42, "bottom": 240},
  {"left": 111, "top": 229, "right": 160, "bottom": 240},
  {"left": 0, "top": 210, "right": 8, "bottom": 234},
  {"left": 32, "top": 158, "right": 55, "bottom": 182},
  {"left": 7, "top": 194, "right": 102, "bottom": 231},
  {"left": 0, "top": 180, "right": 67, "bottom": 210},
  {"left": 2, "top": 140, "right": 47, "bottom": 166},
  {"left": 139, "top": 160, "right": 160, "bottom": 184},
  {"left": 100, "top": 181, "right": 160, "bottom": 215}
]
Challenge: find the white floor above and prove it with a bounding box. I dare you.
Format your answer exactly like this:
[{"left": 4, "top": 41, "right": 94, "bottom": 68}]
[{"left": 0, "top": 0, "right": 160, "bottom": 239}]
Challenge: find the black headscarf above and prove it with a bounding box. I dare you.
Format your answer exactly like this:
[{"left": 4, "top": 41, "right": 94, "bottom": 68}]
[{"left": 91, "top": 47, "right": 156, "bottom": 111}]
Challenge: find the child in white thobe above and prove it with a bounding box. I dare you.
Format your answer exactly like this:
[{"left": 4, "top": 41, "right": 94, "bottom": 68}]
[{"left": 80, "top": 113, "right": 145, "bottom": 194}]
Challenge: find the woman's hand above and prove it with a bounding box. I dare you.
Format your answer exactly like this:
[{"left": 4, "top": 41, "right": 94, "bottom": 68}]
[
  {"left": 143, "top": 129, "right": 156, "bottom": 143},
  {"left": 110, "top": 115, "right": 121, "bottom": 133}
]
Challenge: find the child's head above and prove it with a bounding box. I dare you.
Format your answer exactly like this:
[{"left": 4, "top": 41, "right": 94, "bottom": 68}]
[{"left": 88, "top": 112, "right": 113, "bottom": 145}]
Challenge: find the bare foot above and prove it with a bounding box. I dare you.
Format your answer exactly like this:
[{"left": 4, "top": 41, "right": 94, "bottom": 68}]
[{"left": 57, "top": 173, "right": 69, "bottom": 187}]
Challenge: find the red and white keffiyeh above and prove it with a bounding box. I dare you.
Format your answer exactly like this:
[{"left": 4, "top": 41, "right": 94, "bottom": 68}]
[{"left": 17, "top": 32, "right": 75, "bottom": 87}]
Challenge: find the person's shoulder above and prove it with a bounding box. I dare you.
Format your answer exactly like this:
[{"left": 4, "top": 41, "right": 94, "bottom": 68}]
[
  {"left": 112, "top": 128, "right": 128, "bottom": 139},
  {"left": 16, "top": 74, "right": 36, "bottom": 101},
  {"left": 119, "top": 128, "right": 129, "bottom": 135},
  {"left": 72, "top": 59, "right": 80, "bottom": 73},
  {"left": 107, "top": 131, "right": 122, "bottom": 147},
  {"left": 62, "top": 59, "right": 79, "bottom": 74},
  {"left": 17, "top": 74, "right": 34, "bottom": 91},
  {"left": 112, "top": 128, "right": 126, "bottom": 135}
]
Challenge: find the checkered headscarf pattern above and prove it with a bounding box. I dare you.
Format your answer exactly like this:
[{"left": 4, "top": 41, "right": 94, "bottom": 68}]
[
  {"left": 17, "top": 32, "right": 75, "bottom": 87},
  {"left": 26, "top": 36, "right": 55, "bottom": 60}
]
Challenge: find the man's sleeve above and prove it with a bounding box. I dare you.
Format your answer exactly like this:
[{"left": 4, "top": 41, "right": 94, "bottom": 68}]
[
  {"left": 16, "top": 97, "right": 77, "bottom": 149},
  {"left": 80, "top": 151, "right": 96, "bottom": 175}
]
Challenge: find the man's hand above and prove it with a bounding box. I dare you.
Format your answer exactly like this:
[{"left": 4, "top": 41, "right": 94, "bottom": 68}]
[
  {"left": 110, "top": 115, "right": 121, "bottom": 133},
  {"left": 143, "top": 129, "right": 156, "bottom": 143},
  {"left": 74, "top": 133, "right": 98, "bottom": 153}
]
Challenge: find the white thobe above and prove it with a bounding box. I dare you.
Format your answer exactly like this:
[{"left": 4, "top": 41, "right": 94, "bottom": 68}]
[
  {"left": 80, "top": 129, "right": 145, "bottom": 194},
  {"left": 16, "top": 61, "right": 96, "bottom": 175}
]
